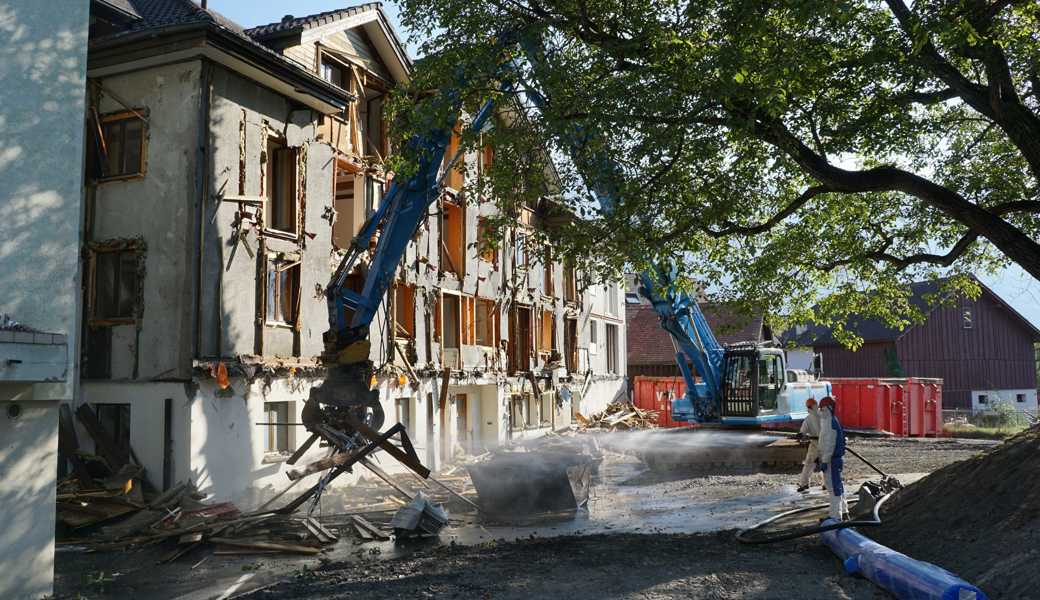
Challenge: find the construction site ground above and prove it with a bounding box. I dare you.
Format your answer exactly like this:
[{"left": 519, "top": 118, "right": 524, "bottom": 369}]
[{"left": 53, "top": 431, "right": 996, "bottom": 600}]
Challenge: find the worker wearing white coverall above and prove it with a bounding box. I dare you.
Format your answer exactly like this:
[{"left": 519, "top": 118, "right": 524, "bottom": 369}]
[
  {"left": 796, "top": 398, "right": 820, "bottom": 492},
  {"left": 817, "top": 396, "right": 849, "bottom": 520}
]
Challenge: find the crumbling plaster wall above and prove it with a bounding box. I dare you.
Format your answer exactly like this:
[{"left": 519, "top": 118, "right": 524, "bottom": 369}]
[
  {"left": 200, "top": 65, "right": 333, "bottom": 359},
  {"left": 89, "top": 61, "right": 203, "bottom": 379}
]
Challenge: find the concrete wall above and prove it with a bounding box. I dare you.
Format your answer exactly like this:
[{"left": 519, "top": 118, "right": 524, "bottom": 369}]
[{"left": 0, "top": 2, "right": 89, "bottom": 598}]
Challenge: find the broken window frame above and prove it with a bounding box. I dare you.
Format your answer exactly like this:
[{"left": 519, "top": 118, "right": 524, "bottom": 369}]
[
  {"left": 87, "top": 240, "right": 144, "bottom": 326},
  {"left": 440, "top": 198, "right": 465, "bottom": 277},
  {"left": 474, "top": 298, "right": 498, "bottom": 348},
  {"left": 393, "top": 282, "right": 416, "bottom": 339},
  {"left": 320, "top": 58, "right": 346, "bottom": 89},
  {"left": 563, "top": 262, "right": 578, "bottom": 304},
  {"left": 89, "top": 109, "right": 148, "bottom": 182},
  {"left": 263, "top": 136, "right": 300, "bottom": 238},
  {"left": 543, "top": 246, "right": 555, "bottom": 297},
  {"left": 264, "top": 253, "right": 301, "bottom": 328}
]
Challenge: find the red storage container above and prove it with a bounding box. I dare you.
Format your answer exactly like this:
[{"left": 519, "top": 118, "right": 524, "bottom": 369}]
[
  {"left": 829, "top": 377, "right": 943, "bottom": 437},
  {"left": 631, "top": 376, "right": 691, "bottom": 428},
  {"left": 631, "top": 375, "right": 943, "bottom": 436}
]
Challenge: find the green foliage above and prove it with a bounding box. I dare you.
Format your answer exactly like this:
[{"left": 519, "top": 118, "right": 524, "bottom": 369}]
[{"left": 392, "top": 0, "right": 1040, "bottom": 346}]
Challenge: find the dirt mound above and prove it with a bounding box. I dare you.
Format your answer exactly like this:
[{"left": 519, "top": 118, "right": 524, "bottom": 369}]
[{"left": 869, "top": 425, "right": 1040, "bottom": 599}]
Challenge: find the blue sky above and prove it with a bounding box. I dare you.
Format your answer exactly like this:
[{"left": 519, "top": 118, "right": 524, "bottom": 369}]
[{"left": 207, "top": 0, "right": 1040, "bottom": 329}]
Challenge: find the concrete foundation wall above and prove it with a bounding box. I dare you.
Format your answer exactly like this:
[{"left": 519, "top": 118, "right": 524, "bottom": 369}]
[{"left": 970, "top": 388, "right": 1038, "bottom": 414}]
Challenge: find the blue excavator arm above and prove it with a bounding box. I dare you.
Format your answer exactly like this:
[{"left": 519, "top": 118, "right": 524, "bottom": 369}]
[{"left": 325, "top": 91, "right": 498, "bottom": 361}]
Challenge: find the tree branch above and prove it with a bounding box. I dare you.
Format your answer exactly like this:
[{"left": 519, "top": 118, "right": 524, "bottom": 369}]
[{"left": 814, "top": 232, "right": 979, "bottom": 272}]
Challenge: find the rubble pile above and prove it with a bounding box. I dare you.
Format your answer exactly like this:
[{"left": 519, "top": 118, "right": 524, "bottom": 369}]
[
  {"left": 869, "top": 424, "right": 1040, "bottom": 598},
  {"left": 577, "top": 401, "right": 660, "bottom": 430}
]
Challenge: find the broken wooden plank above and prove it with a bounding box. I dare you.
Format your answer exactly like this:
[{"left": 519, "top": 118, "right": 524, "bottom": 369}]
[
  {"left": 351, "top": 516, "right": 390, "bottom": 541},
  {"left": 358, "top": 457, "right": 415, "bottom": 501},
  {"left": 286, "top": 433, "right": 319, "bottom": 466},
  {"left": 75, "top": 404, "right": 128, "bottom": 469},
  {"left": 209, "top": 538, "right": 321, "bottom": 555}
]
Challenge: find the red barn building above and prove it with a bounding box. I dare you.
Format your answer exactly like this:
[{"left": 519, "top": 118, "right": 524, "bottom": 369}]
[{"left": 785, "top": 280, "right": 1040, "bottom": 413}]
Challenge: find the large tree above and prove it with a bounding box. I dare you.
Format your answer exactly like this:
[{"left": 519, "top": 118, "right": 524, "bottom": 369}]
[{"left": 393, "top": 0, "right": 1040, "bottom": 343}]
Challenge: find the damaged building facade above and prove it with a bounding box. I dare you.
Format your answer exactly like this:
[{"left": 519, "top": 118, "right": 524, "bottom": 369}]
[{"left": 77, "top": 0, "right": 626, "bottom": 505}]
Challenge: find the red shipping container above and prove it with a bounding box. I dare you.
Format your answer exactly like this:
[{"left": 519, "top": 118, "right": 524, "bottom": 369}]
[{"left": 632, "top": 375, "right": 943, "bottom": 437}]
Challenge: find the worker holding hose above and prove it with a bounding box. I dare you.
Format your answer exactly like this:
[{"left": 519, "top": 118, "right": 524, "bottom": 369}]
[
  {"left": 795, "top": 397, "right": 820, "bottom": 492},
  {"left": 818, "top": 396, "right": 848, "bottom": 520}
]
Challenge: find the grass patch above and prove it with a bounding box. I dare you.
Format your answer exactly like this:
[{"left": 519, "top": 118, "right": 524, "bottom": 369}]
[{"left": 943, "top": 423, "right": 1027, "bottom": 440}]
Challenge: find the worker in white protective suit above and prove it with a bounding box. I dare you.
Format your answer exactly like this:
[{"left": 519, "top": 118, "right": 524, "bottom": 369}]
[
  {"left": 817, "top": 396, "right": 848, "bottom": 520},
  {"left": 795, "top": 397, "right": 820, "bottom": 492}
]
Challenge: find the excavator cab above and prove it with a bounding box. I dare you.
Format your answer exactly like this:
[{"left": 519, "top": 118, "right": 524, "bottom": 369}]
[{"left": 720, "top": 346, "right": 786, "bottom": 423}]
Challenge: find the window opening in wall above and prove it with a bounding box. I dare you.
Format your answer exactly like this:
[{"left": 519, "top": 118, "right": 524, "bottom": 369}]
[
  {"left": 526, "top": 393, "right": 539, "bottom": 428},
  {"left": 92, "top": 403, "right": 131, "bottom": 464},
  {"left": 442, "top": 295, "right": 461, "bottom": 368},
  {"left": 978, "top": 394, "right": 989, "bottom": 405},
  {"left": 332, "top": 160, "right": 360, "bottom": 248},
  {"left": 509, "top": 305, "right": 532, "bottom": 374},
  {"left": 365, "top": 175, "right": 384, "bottom": 219},
  {"left": 563, "top": 262, "right": 577, "bottom": 303},
  {"left": 91, "top": 248, "right": 140, "bottom": 323},
  {"left": 265, "top": 138, "right": 298, "bottom": 235},
  {"left": 565, "top": 318, "right": 578, "bottom": 373},
  {"left": 1016, "top": 393, "right": 1026, "bottom": 404},
  {"left": 477, "top": 217, "right": 497, "bottom": 263},
  {"left": 444, "top": 126, "right": 464, "bottom": 191},
  {"left": 961, "top": 306, "right": 974, "bottom": 329},
  {"left": 608, "top": 282, "right": 620, "bottom": 316},
  {"left": 606, "top": 323, "right": 619, "bottom": 374},
  {"left": 441, "top": 200, "right": 465, "bottom": 276},
  {"left": 90, "top": 111, "right": 146, "bottom": 180},
  {"left": 509, "top": 394, "right": 525, "bottom": 432},
  {"left": 264, "top": 401, "right": 292, "bottom": 454},
  {"left": 475, "top": 299, "right": 497, "bottom": 347},
  {"left": 459, "top": 297, "right": 477, "bottom": 345},
  {"left": 543, "top": 247, "right": 555, "bottom": 297},
  {"left": 589, "top": 319, "right": 599, "bottom": 355},
  {"left": 515, "top": 232, "right": 529, "bottom": 271},
  {"left": 540, "top": 309, "right": 555, "bottom": 355},
  {"left": 395, "top": 397, "right": 412, "bottom": 432},
  {"left": 455, "top": 394, "right": 469, "bottom": 451},
  {"left": 266, "top": 256, "right": 300, "bottom": 326},
  {"left": 321, "top": 59, "right": 345, "bottom": 88},
  {"left": 394, "top": 283, "right": 415, "bottom": 339}
]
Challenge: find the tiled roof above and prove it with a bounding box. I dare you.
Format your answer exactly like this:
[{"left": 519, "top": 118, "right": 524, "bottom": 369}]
[
  {"left": 626, "top": 303, "right": 768, "bottom": 366},
  {"left": 245, "top": 3, "right": 383, "bottom": 38},
  {"left": 96, "top": 0, "right": 141, "bottom": 19},
  {"left": 90, "top": 0, "right": 247, "bottom": 39}
]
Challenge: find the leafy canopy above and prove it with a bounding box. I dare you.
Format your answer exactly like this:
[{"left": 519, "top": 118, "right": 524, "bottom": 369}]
[{"left": 391, "top": 0, "right": 1040, "bottom": 347}]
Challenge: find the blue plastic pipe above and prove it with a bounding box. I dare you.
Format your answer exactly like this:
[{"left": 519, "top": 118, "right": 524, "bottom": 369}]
[{"left": 820, "top": 520, "right": 986, "bottom": 600}]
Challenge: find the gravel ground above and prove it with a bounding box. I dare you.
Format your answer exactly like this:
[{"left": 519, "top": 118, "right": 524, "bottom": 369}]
[{"left": 238, "top": 434, "right": 992, "bottom": 600}]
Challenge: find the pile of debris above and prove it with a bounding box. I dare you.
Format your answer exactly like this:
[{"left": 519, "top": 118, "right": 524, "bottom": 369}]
[
  {"left": 576, "top": 401, "right": 659, "bottom": 431},
  {"left": 869, "top": 424, "right": 1040, "bottom": 598}
]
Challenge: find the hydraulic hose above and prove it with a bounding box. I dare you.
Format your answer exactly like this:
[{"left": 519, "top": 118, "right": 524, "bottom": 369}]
[{"left": 735, "top": 488, "right": 895, "bottom": 544}]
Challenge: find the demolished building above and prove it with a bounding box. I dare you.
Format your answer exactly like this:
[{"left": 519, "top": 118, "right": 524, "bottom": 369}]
[{"left": 76, "top": 0, "right": 626, "bottom": 505}]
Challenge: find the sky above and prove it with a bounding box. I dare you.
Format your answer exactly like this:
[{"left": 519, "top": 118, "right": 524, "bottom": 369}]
[{"left": 206, "top": 0, "right": 1040, "bottom": 329}]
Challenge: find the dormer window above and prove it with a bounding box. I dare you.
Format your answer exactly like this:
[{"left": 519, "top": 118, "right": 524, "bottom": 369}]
[{"left": 321, "top": 59, "right": 345, "bottom": 88}]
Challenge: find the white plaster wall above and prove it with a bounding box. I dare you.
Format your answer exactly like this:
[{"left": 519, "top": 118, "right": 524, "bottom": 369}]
[
  {"left": 582, "top": 378, "right": 627, "bottom": 416},
  {"left": 0, "top": 393, "right": 59, "bottom": 600},
  {"left": 971, "top": 389, "right": 1038, "bottom": 414},
  {"left": 0, "top": 2, "right": 89, "bottom": 597}
]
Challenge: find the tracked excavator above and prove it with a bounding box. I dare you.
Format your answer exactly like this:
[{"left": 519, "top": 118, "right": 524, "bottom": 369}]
[{"left": 300, "top": 39, "right": 828, "bottom": 477}]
